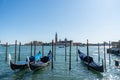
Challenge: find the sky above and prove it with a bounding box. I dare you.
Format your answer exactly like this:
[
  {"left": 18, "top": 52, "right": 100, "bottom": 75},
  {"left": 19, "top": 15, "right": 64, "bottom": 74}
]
[{"left": 0, "top": 0, "right": 120, "bottom": 44}]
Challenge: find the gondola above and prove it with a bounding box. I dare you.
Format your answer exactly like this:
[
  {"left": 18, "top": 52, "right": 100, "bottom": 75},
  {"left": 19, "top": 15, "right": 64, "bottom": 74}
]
[
  {"left": 27, "top": 50, "right": 52, "bottom": 71},
  {"left": 78, "top": 49, "right": 104, "bottom": 72},
  {"left": 8, "top": 54, "right": 35, "bottom": 70}
]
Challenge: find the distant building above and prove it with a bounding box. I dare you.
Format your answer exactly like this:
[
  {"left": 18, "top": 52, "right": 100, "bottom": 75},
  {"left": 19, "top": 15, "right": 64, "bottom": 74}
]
[
  {"left": 54, "top": 33, "right": 85, "bottom": 46},
  {"left": 55, "top": 32, "right": 58, "bottom": 43},
  {"left": 24, "top": 41, "right": 43, "bottom": 46},
  {"left": 57, "top": 39, "right": 73, "bottom": 46},
  {"left": 111, "top": 40, "right": 120, "bottom": 48},
  {"left": 106, "top": 41, "right": 120, "bottom": 54}
]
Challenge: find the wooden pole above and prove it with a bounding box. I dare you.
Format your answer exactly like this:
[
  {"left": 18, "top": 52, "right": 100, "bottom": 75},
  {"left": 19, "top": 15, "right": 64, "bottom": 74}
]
[
  {"left": 87, "top": 40, "right": 89, "bottom": 61},
  {"left": 76, "top": 44, "right": 78, "bottom": 61},
  {"left": 5, "top": 42, "right": 8, "bottom": 61},
  {"left": 87, "top": 39, "right": 89, "bottom": 69},
  {"left": 119, "top": 40, "right": 120, "bottom": 51},
  {"left": 54, "top": 42, "right": 56, "bottom": 61},
  {"left": 98, "top": 43, "right": 100, "bottom": 63},
  {"left": 30, "top": 42, "right": 32, "bottom": 56},
  {"left": 69, "top": 40, "right": 72, "bottom": 70},
  {"left": 14, "top": 40, "right": 17, "bottom": 63},
  {"left": 42, "top": 43, "right": 44, "bottom": 57},
  {"left": 18, "top": 42, "right": 21, "bottom": 61},
  {"left": 104, "top": 42, "right": 106, "bottom": 71},
  {"left": 109, "top": 41, "right": 111, "bottom": 65},
  {"left": 65, "top": 40, "right": 67, "bottom": 61},
  {"left": 87, "top": 40, "right": 89, "bottom": 56},
  {"left": 102, "top": 59, "right": 104, "bottom": 72},
  {"left": 34, "top": 41, "right": 36, "bottom": 56},
  {"left": 51, "top": 40, "right": 54, "bottom": 69}
]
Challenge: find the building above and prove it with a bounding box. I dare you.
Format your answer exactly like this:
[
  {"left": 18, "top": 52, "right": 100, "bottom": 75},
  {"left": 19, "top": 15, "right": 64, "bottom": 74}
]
[
  {"left": 111, "top": 40, "right": 120, "bottom": 48},
  {"left": 55, "top": 32, "right": 58, "bottom": 43}
]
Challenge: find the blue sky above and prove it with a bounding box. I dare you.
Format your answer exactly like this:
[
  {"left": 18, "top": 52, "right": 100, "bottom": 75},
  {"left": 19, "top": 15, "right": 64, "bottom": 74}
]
[{"left": 0, "top": 0, "right": 120, "bottom": 44}]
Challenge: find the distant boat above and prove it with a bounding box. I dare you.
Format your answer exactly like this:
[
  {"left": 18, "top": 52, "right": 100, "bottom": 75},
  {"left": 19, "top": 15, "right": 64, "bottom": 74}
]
[
  {"left": 8, "top": 54, "right": 35, "bottom": 70},
  {"left": 27, "top": 50, "right": 52, "bottom": 71},
  {"left": 78, "top": 49, "right": 104, "bottom": 72},
  {"left": 59, "top": 46, "right": 64, "bottom": 48},
  {"left": 107, "top": 48, "right": 120, "bottom": 55}
]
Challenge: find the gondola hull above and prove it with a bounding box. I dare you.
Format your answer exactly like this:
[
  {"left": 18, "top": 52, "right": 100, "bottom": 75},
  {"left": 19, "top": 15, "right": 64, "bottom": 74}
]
[
  {"left": 28, "top": 61, "right": 51, "bottom": 71},
  {"left": 10, "top": 61, "right": 28, "bottom": 70},
  {"left": 28, "top": 50, "right": 52, "bottom": 71},
  {"left": 8, "top": 54, "right": 35, "bottom": 70},
  {"left": 82, "top": 60, "right": 104, "bottom": 72},
  {"left": 78, "top": 50, "right": 104, "bottom": 72}
]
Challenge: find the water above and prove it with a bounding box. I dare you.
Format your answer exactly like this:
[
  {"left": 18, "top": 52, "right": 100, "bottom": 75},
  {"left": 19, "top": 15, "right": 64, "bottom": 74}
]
[{"left": 0, "top": 45, "right": 120, "bottom": 80}]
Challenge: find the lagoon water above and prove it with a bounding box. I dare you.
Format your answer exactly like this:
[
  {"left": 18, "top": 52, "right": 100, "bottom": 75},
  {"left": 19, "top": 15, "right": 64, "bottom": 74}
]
[{"left": 0, "top": 45, "right": 120, "bottom": 80}]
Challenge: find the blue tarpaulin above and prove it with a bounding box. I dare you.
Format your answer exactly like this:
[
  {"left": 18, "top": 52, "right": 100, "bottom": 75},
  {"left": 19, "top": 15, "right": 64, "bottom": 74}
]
[{"left": 35, "top": 52, "right": 42, "bottom": 61}]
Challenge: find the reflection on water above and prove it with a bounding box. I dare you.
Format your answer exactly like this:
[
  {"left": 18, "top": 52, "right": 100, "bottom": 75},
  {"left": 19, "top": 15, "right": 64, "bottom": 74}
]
[{"left": 0, "top": 46, "right": 120, "bottom": 80}]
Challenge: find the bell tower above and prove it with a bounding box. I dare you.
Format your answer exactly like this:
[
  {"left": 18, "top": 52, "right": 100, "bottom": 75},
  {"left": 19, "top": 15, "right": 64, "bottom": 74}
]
[{"left": 55, "top": 32, "right": 58, "bottom": 43}]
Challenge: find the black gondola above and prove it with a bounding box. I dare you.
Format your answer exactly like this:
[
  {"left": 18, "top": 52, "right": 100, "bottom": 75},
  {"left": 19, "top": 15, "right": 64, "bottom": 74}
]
[
  {"left": 78, "top": 49, "right": 104, "bottom": 72},
  {"left": 27, "top": 50, "right": 52, "bottom": 71},
  {"left": 8, "top": 54, "right": 35, "bottom": 70}
]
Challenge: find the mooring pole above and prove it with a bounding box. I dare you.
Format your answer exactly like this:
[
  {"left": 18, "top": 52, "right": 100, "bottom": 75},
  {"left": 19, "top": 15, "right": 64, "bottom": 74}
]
[
  {"left": 76, "top": 44, "right": 78, "bottom": 61},
  {"left": 51, "top": 40, "right": 54, "bottom": 69},
  {"left": 87, "top": 39, "right": 89, "bottom": 69},
  {"left": 102, "top": 59, "right": 104, "bottom": 72},
  {"left": 42, "top": 43, "right": 44, "bottom": 57},
  {"left": 30, "top": 42, "right": 32, "bottom": 56},
  {"left": 104, "top": 42, "right": 106, "bottom": 71},
  {"left": 69, "top": 40, "right": 72, "bottom": 70},
  {"left": 54, "top": 42, "right": 56, "bottom": 61},
  {"left": 109, "top": 41, "right": 111, "bottom": 65},
  {"left": 98, "top": 43, "right": 100, "bottom": 63},
  {"left": 18, "top": 42, "right": 21, "bottom": 61},
  {"left": 34, "top": 41, "right": 36, "bottom": 56},
  {"left": 119, "top": 40, "right": 120, "bottom": 52},
  {"left": 87, "top": 40, "right": 89, "bottom": 56},
  {"left": 65, "top": 40, "right": 67, "bottom": 61},
  {"left": 14, "top": 40, "right": 17, "bottom": 63},
  {"left": 5, "top": 42, "right": 8, "bottom": 61}
]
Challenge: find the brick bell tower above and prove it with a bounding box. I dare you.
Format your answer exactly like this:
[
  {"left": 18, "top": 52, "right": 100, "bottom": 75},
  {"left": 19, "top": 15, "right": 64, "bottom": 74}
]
[{"left": 55, "top": 32, "right": 58, "bottom": 43}]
